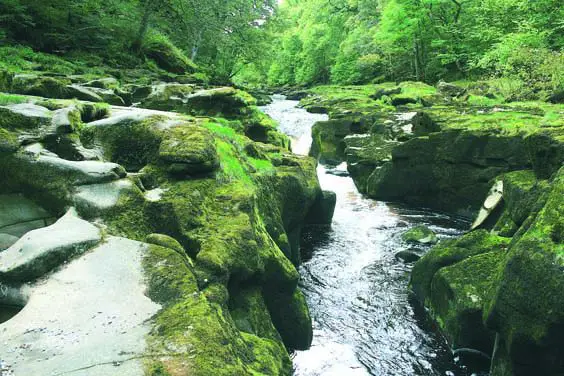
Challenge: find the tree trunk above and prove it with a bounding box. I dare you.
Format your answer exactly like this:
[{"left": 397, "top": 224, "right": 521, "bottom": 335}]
[
  {"left": 191, "top": 31, "right": 203, "bottom": 61},
  {"left": 413, "top": 38, "right": 421, "bottom": 81},
  {"left": 132, "top": 3, "right": 153, "bottom": 53}
]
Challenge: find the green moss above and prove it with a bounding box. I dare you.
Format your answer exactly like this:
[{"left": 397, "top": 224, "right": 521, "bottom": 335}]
[
  {"left": 0, "top": 93, "right": 28, "bottom": 105},
  {"left": 264, "top": 288, "right": 312, "bottom": 351},
  {"left": 216, "top": 140, "right": 254, "bottom": 186},
  {"left": 143, "top": 244, "right": 198, "bottom": 305},
  {"left": 0, "top": 127, "right": 19, "bottom": 153},
  {"left": 142, "top": 32, "right": 198, "bottom": 74},
  {"left": 82, "top": 116, "right": 164, "bottom": 171},
  {"left": 467, "top": 95, "right": 504, "bottom": 107},
  {"left": 229, "top": 287, "right": 281, "bottom": 341},
  {"left": 401, "top": 225, "right": 438, "bottom": 245},
  {"left": 411, "top": 230, "right": 510, "bottom": 304},
  {"left": 159, "top": 125, "right": 220, "bottom": 175},
  {"left": 428, "top": 251, "right": 501, "bottom": 351}
]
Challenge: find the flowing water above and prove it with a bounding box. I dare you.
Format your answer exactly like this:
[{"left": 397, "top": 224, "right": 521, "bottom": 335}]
[{"left": 261, "top": 96, "right": 486, "bottom": 376}]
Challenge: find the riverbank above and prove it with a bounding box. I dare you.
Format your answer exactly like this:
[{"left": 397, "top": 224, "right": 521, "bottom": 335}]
[
  {"left": 0, "top": 58, "right": 336, "bottom": 374},
  {"left": 296, "top": 82, "right": 563, "bottom": 376}
]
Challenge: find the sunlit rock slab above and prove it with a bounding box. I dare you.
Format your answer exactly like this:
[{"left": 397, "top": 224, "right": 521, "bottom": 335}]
[{"left": 0, "top": 236, "right": 161, "bottom": 376}]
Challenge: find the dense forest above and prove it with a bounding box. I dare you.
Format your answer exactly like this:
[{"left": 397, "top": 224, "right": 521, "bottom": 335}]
[
  {"left": 256, "top": 0, "right": 564, "bottom": 92},
  {"left": 1, "top": 0, "right": 562, "bottom": 96},
  {"left": 0, "top": 0, "right": 275, "bottom": 82}
]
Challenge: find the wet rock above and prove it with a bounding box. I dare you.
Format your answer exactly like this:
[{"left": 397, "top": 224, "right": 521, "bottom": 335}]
[
  {"left": 395, "top": 249, "right": 421, "bottom": 263},
  {"left": 305, "top": 190, "right": 336, "bottom": 225},
  {"left": 401, "top": 225, "right": 438, "bottom": 245},
  {"left": 437, "top": 81, "right": 467, "bottom": 98},
  {"left": 265, "top": 289, "right": 313, "bottom": 351},
  {"left": 65, "top": 84, "right": 104, "bottom": 102},
  {"left": 310, "top": 119, "right": 356, "bottom": 163},
  {"left": 285, "top": 90, "right": 309, "bottom": 100},
  {"left": 0, "top": 209, "right": 102, "bottom": 282}
]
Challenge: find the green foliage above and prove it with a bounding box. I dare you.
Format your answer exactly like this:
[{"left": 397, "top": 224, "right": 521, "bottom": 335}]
[
  {"left": 0, "top": 93, "right": 27, "bottom": 105},
  {"left": 0, "top": 0, "right": 276, "bottom": 82},
  {"left": 260, "top": 0, "right": 564, "bottom": 95}
]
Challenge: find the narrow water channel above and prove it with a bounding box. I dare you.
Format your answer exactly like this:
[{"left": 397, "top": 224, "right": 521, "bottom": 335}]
[{"left": 261, "top": 96, "right": 482, "bottom": 376}]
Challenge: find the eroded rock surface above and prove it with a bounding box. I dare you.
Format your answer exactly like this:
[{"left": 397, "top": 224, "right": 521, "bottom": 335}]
[{"left": 0, "top": 85, "right": 335, "bottom": 375}]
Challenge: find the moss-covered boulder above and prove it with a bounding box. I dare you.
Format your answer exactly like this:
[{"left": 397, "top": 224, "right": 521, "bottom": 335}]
[
  {"left": 484, "top": 167, "right": 564, "bottom": 376},
  {"left": 158, "top": 126, "right": 220, "bottom": 175},
  {"left": 139, "top": 83, "right": 196, "bottom": 111},
  {"left": 310, "top": 119, "right": 358, "bottom": 164},
  {"left": 411, "top": 230, "right": 510, "bottom": 304},
  {"left": 428, "top": 251, "right": 501, "bottom": 352},
  {"left": 401, "top": 225, "right": 438, "bottom": 245},
  {"left": 81, "top": 113, "right": 165, "bottom": 172},
  {"left": 304, "top": 190, "right": 337, "bottom": 226},
  {"left": 185, "top": 87, "right": 257, "bottom": 118},
  {"left": 366, "top": 129, "right": 532, "bottom": 215},
  {"left": 143, "top": 34, "right": 198, "bottom": 74},
  {"left": 410, "top": 231, "right": 510, "bottom": 364},
  {"left": 11, "top": 74, "right": 71, "bottom": 98}
]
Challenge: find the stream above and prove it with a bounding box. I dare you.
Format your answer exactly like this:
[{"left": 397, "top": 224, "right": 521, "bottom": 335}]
[{"left": 261, "top": 96, "right": 484, "bottom": 376}]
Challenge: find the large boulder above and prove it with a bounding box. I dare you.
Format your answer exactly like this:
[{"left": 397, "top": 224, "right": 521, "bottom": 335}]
[
  {"left": 10, "top": 74, "right": 71, "bottom": 98},
  {"left": 158, "top": 126, "right": 220, "bottom": 175},
  {"left": 139, "top": 83, "right": 196, "bottom": 111},
  {"left": 366, "top": 130, "right": 532, "bottom": 216},
  {"left": 184, "top": 87, "right": 257, "bottom": 118}
]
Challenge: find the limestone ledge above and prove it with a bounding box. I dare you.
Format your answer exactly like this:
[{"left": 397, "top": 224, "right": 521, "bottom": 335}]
[{"left": 0, "top": 89, "right": 336, "bottom": 376}]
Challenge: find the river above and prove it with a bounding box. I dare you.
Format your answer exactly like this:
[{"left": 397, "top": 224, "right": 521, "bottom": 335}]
[{"left": 261, "top": 96, "right": 486, "bottom": 376}]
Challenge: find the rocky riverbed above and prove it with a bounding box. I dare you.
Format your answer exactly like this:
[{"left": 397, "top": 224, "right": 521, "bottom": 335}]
[{"left": 298, "top": 82, "right": 564, "bottom": 376}]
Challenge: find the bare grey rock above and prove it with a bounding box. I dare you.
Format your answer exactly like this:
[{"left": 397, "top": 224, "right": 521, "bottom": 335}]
[
  {"left": 0, "top": 209, "right": 102, "bottom": 282},
  {"left": 0, "top": 237, "right": 161, "bottom": 376}
]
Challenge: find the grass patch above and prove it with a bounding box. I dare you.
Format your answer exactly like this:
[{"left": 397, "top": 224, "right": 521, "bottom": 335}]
[{"left": 0, "top": 93, "right": 28, "bottom": 105}]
